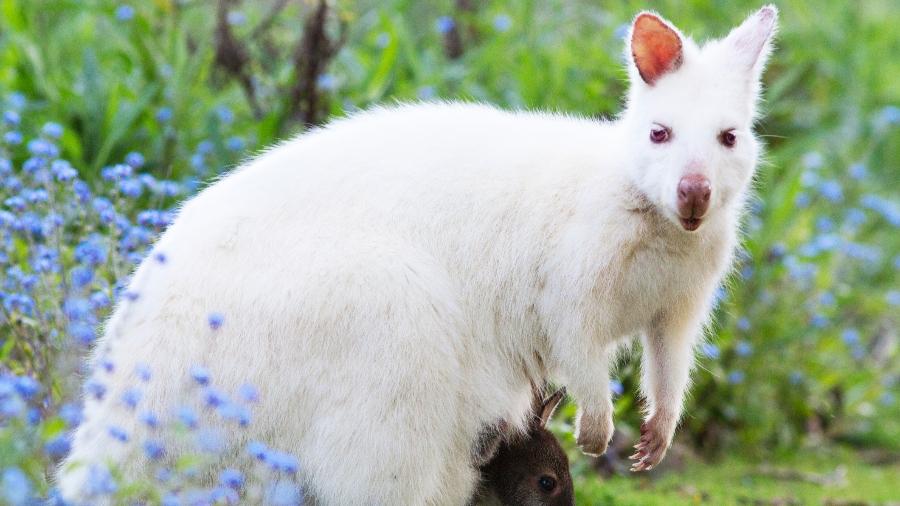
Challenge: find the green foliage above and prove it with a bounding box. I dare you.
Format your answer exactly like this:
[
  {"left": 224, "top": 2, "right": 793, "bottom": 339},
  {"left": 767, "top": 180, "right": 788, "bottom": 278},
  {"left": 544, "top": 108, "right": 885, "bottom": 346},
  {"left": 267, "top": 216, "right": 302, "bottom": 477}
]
[{"left": 0, "top": 0, "right": 897, "bottom": 502}]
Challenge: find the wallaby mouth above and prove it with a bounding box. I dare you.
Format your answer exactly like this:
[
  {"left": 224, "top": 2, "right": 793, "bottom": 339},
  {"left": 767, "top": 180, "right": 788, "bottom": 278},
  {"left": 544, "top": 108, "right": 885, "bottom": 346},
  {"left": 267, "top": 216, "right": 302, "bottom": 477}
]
[{"left": 680, "top": 216, "right": 702, "bottom": 231}]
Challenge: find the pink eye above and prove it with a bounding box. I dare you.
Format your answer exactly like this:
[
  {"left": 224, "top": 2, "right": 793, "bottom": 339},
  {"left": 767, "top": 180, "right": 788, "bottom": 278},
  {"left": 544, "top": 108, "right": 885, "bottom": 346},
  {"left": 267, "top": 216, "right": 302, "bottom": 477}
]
[
  {"left": 719, "top": 129, "right": 737, "bottom": 147},
  {"left": 650, "top": 125, "right": 670, "bottom": 144}
]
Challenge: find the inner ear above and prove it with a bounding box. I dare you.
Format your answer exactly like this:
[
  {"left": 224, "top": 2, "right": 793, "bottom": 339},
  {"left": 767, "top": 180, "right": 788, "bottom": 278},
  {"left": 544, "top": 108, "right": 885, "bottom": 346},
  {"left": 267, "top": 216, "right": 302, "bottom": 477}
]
[
  {"left": 537, "top": 388, "right": 566, "bottom": 428},
  {"left": 631, "top": 13, "right": 684, "bottom": 85}
]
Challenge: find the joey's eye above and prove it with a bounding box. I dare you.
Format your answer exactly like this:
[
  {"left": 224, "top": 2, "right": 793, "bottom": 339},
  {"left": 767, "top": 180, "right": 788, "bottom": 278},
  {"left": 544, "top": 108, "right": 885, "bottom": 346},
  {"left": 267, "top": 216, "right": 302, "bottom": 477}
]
[
  {"left": 650, "top": 125, "right": 671, "bottom": 144},
  {"left": 719, "top": 129, "right": 737, "bottom": 148},
  {"left": 537, "top": 475, "right": 557, "bottom": 492}
]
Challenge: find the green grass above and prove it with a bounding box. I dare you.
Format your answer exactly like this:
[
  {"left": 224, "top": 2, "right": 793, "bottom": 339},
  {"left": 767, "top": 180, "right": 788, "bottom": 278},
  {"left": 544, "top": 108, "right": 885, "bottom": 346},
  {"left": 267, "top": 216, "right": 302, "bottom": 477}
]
[{"left": 575, "top": 446, "right": 900, "bottom": 505}]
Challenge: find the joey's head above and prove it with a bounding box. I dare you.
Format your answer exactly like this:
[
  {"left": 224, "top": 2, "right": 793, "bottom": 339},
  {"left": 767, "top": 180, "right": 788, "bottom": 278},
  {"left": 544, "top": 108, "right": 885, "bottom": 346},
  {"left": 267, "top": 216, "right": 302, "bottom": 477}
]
[
  {"left": 477, "top": 389, "right": 573, "bottom": 506},
  {"left": 620, "top": 6, "right": 778, "bottom": 233}
]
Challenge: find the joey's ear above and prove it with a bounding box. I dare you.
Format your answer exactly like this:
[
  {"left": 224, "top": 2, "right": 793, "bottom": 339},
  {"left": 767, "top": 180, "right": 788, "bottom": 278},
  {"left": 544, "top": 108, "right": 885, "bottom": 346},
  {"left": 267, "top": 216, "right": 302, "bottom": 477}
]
[
  {"left": 537, "top": 388, "right": 566, "bottom": 428},
  {"left": 724, "top": 5, "right": 778, "bottom": 78},
  {"left": 629, "top": 12, "right": 684, "bottom": 85}
]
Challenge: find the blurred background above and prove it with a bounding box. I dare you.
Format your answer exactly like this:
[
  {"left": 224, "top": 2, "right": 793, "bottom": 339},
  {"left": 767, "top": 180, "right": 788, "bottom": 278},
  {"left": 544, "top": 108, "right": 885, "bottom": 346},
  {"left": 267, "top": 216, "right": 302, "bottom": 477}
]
[{"left": 0, "top": 0, "right": 897, "bottom": 504}]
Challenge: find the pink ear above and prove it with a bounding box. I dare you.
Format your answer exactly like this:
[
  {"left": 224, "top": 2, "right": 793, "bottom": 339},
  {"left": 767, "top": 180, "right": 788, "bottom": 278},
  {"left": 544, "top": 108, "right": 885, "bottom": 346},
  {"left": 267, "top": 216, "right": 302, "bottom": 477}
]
[{"left": 631, "top": 13, "right": 684, "bottom": 85}]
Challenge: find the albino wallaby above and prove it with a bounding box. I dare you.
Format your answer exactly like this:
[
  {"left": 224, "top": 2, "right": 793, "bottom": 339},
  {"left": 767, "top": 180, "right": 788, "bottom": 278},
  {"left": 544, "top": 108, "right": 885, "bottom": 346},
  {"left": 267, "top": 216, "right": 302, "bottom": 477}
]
[
  {"left": 60, "top": 6, "right": 778, "bottom": 505},
  {"left": 472, "top": 388, "right": 573, "bottom": 506}
]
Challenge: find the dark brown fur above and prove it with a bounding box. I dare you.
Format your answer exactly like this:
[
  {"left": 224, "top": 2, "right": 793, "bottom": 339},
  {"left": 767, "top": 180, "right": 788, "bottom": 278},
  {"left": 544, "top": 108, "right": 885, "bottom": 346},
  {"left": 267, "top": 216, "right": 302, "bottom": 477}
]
[{"left": 471, "top": 389, "right": 574, "bottom": 506}]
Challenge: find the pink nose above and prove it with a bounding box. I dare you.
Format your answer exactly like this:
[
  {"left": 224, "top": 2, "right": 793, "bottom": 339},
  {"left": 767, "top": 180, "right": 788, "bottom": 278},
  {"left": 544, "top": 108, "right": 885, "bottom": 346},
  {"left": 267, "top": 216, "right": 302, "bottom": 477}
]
[{"left": 677, "top": 174, "right": 711, "bottom": 219}]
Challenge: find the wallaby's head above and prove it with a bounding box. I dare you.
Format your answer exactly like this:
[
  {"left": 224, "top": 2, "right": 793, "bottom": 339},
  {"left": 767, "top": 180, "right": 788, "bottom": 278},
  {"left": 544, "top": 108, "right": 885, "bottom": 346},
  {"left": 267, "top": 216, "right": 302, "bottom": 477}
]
[
  {"left": 620, "top": 6, "right": 778, "bottom": 233},
  {"left": 477, "top": 388, "right": 573, "bottom": 506}
]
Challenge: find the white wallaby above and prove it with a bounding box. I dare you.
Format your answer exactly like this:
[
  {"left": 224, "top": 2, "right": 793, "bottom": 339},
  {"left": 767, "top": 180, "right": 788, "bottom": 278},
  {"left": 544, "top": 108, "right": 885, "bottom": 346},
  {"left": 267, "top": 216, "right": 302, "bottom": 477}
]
[{"left": 60, "top": 6, "right": 777, "bottom": 505}]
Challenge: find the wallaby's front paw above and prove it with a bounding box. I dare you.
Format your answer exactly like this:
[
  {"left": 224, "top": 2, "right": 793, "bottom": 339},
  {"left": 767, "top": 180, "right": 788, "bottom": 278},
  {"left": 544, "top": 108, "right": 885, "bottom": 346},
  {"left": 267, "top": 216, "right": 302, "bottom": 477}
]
[
  {"left": 575, "top": 408, "right": 614, "bottom": 457},
  {"left": 629, "top": 415, "right": 674, "bottom": 472}
]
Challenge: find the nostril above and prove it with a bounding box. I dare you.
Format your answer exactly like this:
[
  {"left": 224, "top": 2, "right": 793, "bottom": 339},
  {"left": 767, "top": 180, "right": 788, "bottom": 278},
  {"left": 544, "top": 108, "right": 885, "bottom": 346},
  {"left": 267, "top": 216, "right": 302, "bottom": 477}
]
[{"left": 677, "top": 174, "right": 712, "bottom": 218}]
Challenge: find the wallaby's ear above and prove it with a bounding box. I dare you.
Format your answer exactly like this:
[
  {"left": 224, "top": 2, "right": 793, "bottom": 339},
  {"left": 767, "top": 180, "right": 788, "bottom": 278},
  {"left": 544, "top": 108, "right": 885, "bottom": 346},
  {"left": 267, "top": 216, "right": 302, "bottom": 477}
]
[
  {"left": 629, "top": 12, "right": 684, "bottom": 85},
  {"left": 724, "top": 5, "right": 778, "bottom": 78},
  {"left": 537, "top": 388, "right": 566, "bottom": 428}
]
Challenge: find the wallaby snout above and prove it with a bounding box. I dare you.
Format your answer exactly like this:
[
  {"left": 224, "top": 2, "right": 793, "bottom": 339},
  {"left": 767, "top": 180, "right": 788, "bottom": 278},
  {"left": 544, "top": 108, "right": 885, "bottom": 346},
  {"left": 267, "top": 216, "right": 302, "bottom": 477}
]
[{"left": 676, "top": 173, "right": 711, "bottom": 230}]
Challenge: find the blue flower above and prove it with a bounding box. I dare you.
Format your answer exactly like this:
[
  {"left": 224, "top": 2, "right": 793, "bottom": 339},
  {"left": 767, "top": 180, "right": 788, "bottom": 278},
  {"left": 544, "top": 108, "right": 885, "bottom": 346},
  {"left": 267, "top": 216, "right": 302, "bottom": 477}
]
[
  {"left": 239, "top": 383, "right": 259, "bottom": 403},
  {"left": 218, "top": 402, "right": 251, "bottom": 427},
  {"left": 216, "top": 106, "right": 235, "bottom": 124},
  {"left": 417, "top": 85, "right": 436, "bottom": 100},
  {"left": 226, "top": 136, "right": 245, "bottom": 151},
  {"left": 4, "top": 131, "right": 23, "bottom": 145},
  {"left": 610, "top": 379, "right": 624, "bottom": 396},
  {"left": 219, "top": 468, "right": 244, "bottom": 489},
  {"left": 815, "top": 216, "right": 833, "bottom": 232},
  {"left": 178, "top": 405, "right": 199, "bottom": 429},
  {"left": 268, "top": 451, "right": 300, "bottom": 473},
  {"left": 735, "top": 340, "right": 752, "bottom": 357},
  {"left": 4, "top": 195, "right": 26, "bottom": 212},
  {"left": 845, "top": 208, "right": 866, "bottom": 227},
  {"left": 85, "top": 379, "right": 107, "bottom": 400},
  {"left": 74, "top": 237, "right": 107, "bottom": 266},
  {"left": 818, "top": 180, "right": 843, "bottom": 203},
  {"left": 202, "top": 387, "right": 228, "bottom": 408},
  {"left": 267, "top": 480, "right": 303, "bottom": 505},
  {"left": 727, "top": 371, "right": 745, "bottom": 384},
  {"left": 2, "top": 467, "right": 31, "bottom": 505},
  {"left": 139, "top": 410, "right": 159, "bottom": 428},
  {"left": 316, "top": 74, "right": 338, "bottom": 91},
  {"left": 2, "top": 110, "right": 20, "bottom": 126},
  {"left": 100, "top": 163, "right": 132, "bottom": 181},
  {"left": 63, "top": 298, "right": 93, "bottom": 321},
  {"left": 841, "top": 328, "right": 860, "bottom": 345},
  {"left": 51, "top": 160, "right": 78, "bottom": 181},
  {"left": 848, "top": 162, "right": 867, "bottom": 179},
  {"left": 73, "top": 180, "right": 92, "bottom": 202},
  {"left": 14, "top": 376, "right": 40, "bottom": 399},
  {"left": 59, "top": 403, "right": 83, "bottom": 427},
  {"left": 818, "top": 292, "right": 835, "bottom": 307},
  {"left": 801, "top": 151, "right": 823, "bottom": 170},
  {"left": 85, "top": 465, "right": 117, "bottom": 496},
  {"left": 155, "top": 107, "right": 173, "bottom": 123},
  {"left": 435, "top": 16, "right": 455, "bottom": 34},
  {"left": 196, "top": 428, "right": 226, "bottom": 453},
  {"left": 143, "top": 439, "right": 165, "bottom": 460},
  {"left": 493, "top": 14, "right": 512, "bottom": 32},
  {"left": 887, "top": 290, "right": 900, "bottom": 306},
  {"left": 795, "top": 192, "right": 810, "bottom": 208},
  {"left": 227, "top": 10, "right": 246, "bottom": 26},
  {"left": 208, "top": 311, "right": 225, "bottom": 330},
  {"left": 121, "top": 388, "right": 143, "bottom": 410},
  {"left": 125, "top": 151, "right": 145, "bottom": 168},
  {"left": 108, "top": 425, "right": 129, "bottom": 442},
  {"left": 247, "top": 440, "right": 268, "bottom": 461},
  {"left": 374, "top": 32, "right": 391, "bottom": 49},
  {"left": 27, "top": 138, "right": 59, "bottom": 157},
  {"left": 45, "top": 435, "right": 72, "bottom": 458},
  {"left": 876, "top": 105, "right": 900, "bottom": 127},
  {"left": 70, "top": 266, "right": 94, "bottom": 288},
  {"left": 135, "top": 363, "right": 152, "bottom": 382},
  {"left": 810, "top": 313, "right": 828, "bottom": 328},
  {"left": 800, "top": 170, "right": 818, "bottom": 187},
  {"left": 42, "top": 122, "right": 63, "bottom": 138},
  {"left": 700, "top": 343, "right": 719, "bottom": 359},
  {"left": 190, "top": 365, "right": 211, "bottom": 386},
  {"left": 89, "top": 291, "right": 110, "bottom": 309},
  {"left": 115, "top": 4, "right": 135, "bottom": 21}
]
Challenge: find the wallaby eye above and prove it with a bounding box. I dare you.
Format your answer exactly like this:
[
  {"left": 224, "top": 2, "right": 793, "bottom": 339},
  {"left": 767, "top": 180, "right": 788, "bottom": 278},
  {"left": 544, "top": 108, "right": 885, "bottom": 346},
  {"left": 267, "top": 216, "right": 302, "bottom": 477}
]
[
  {"left": 650, "top": 124, "right": 671, "bottom": 144},
  {"left": 719, "top": 129, "right": 737, "bottom": 148},
  {"left": 537, "top": 475, "right": 557, "bottom": 492}
]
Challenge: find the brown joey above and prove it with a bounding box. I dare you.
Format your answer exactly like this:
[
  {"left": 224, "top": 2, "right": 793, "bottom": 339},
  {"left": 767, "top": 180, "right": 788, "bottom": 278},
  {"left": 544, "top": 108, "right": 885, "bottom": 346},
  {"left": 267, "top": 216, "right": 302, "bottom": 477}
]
[{"left": 472, "top": 388, "right": 574, "bottom": 506}]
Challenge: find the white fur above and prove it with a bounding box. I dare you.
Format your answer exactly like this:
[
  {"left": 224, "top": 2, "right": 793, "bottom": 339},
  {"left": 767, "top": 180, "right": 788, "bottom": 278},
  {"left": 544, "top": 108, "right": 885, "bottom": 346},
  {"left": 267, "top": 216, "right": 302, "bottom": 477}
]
[{"left": 60, "top": 7, "right": 776, "bottom": 505}]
